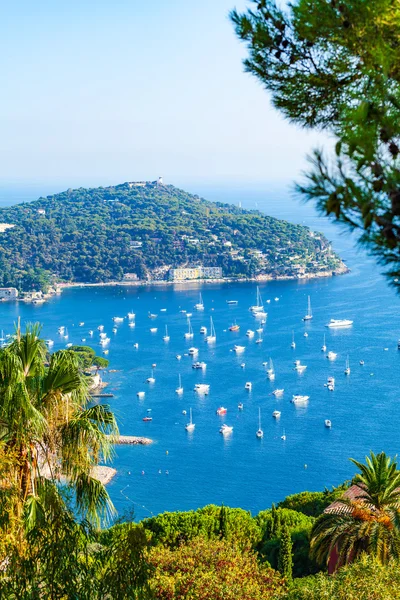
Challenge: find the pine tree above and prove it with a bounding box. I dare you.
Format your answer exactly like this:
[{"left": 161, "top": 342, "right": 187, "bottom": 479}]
[
  {"left": 278, "top": 524, "right": 293, "bottom": 584},
  {"left": 219, "top": 504, "right": 229, "bottom": 539}
]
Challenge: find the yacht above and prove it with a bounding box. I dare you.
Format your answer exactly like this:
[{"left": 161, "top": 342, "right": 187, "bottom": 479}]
[
  {"left": 150, "top": 327, "right": 158, "bottom": 333},
  {"left": 321, "top": 334, "right": 327, "bottom": 352},
  {"left": 219, "top": 424, "right": 233, "bottom": 435},
  {"left": 133, "top": 343, "right": 139, "bottom": 349},
  {"left": 163, "top": 325, "right": 170, "bottom": 342},
  {"left": 249, "top": 286, "right": 264, "bottom": 313},
  {"left": 192, "top": 361, "right": 207, "bottom": 370},
  {"left": 274, "top": 297, "right": 279, "bottom": 302},
  {"left": 229, "top": 321, "right": 240, "bottom": 332},
  {"left": 327, "top": 351, "right": 337, "bottom": 360},
  {"left": 256, "top": 408, "right": 264, "bottom": 438},
  {"left": 142, "top": 416, "right": 152, "bottom": 422},
  {"left": 186, "top": 313, "right": 193, "bottom": 318},
  {"left": 160, "top": 308, "right": 167, "bottom": 312},
  {"left": 99, "top": 332, "right": 107, "bottom": 339},
  {"left": 240, "top": 362, "right": 246, "bottom": 368},
  {"left": 245, "top": 382, "right": 252, "bottom": 391},
  {"left": 98, "top": 325, "right": 104, "bottom": 332},
  {"left": 226, "top": 300, "right": 238, "bottom": 305},
  {"left": 175, "top": 374, "right": 183, "bottom": 395},
  {"left": 185, "top": 408, "right": 195, "bottom": 432},
  {"left": 205, "top": 317, "right": 216, "bottom": 343},
  {"left": 112, "top": 328, "right": 117, "bottom": 334},
  {"left": 195, "top": 293, "right": 204, "bottom": 311},
  {"left": 255, "top": 330, "right": 263, "bottom": 344},
  {"left": 194, "top": 383, "right": 210, "bottom": 394},
  {"left": 103, "top": 349, "right": 109, "bottom": 355},
  {"left": 66, "top": 343, "right": 73, "bottom": 348},
  {"left": 146, "top": 369, "right": 156, "bottom": 384},
  {"left": 326, "top": 319, "right": 353, "bottom": 328},
  {"left": 291, "top": 395, "right": 310, "bottom": 404},
  {"left": 303, "top": 296, "right": 313, "bottom": 321},
  {"left": 238, "top": 402, "right": 244, "bottom": 410},
  {"left": 113, "top": 316, "right": 124, "bottom": 323},
  {"left": 266, "top": 358, "right": 275, "bottom": 381},
  {"left": 291, "top": 331, "right": 296, "bottom": 349},
  {"left": 58, "top": 326, "right": 65, "bottom": 334},
  {"left": 293, "top": 361, "right": 307, "bottom": 373},
  {"left": 200, "top": 326, "right": 207, "bottom": 335},
  {"left": 325, "top": 419, "right": 332, "bottom": 428},
  {"left": 233, "top": 345, "right": 245, "bottom": 353},
  {"left": 81, "top": 337, "right": 86, "bottom": 343},
  {"left": 281, "top": 430, "right": 287, "bottom": 441},
  {"left": 184, "top": 318, "right": 194, "bottom": 340},
  {"left": 216, "top": 406, "right": 227, "bottom": 415},
  {"left": 148, "top": 313, "right": 158, "bottom": 319},
  {"left": 360, "top": 359, "right": 365, "bottom": 366},
  {"left": 137, "top": 391, "right": 145, "bottom": 399},
  {"left": 127, "top": 312, "right": 135, "bottom": 320},
  {"left": 128, "top": 322, "right": 135, "bottom": 328},
  {"left": 89, "top": 330, "right": 94, "bottom": 336},
  {"left": 246, "top": 329, "right": 255, "bottom": 338},
  {"left": 176, "top": 354, "right": 182, "bottom": 360},
  {"left": 272, "top": 389, "right": 284, "bottom": 397},
  {"left": 79, "top": 322, "right": 85, "bottom": 327},
  {"left": 344, "top": 355, "right": 351, "bottom": 375},
  {"left": 188, "top": 347, "right": 199, "bottom": 356},
  {"left": 272, "top": 410, "right": 281, "bottom": 418},
  {"left": 45, "top": 339, "right": 54, "bottom": 347},
  {"left": 303, "top": 332, "right": 308, "bottom": 338}
]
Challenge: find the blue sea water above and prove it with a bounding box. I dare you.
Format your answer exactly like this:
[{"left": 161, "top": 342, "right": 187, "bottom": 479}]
[{"left": 0, "top": 183, "right": 399, "bottom": 521}]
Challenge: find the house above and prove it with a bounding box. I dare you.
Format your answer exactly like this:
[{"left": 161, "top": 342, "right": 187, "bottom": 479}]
[
  {"left": 37, "top": 208, "right": 46, "bottom": 216},
  {"left": 0, "top": 288, "right": 18, "bottom": 301},
  {"left": 0, "top": 223, "right": 15, "bottom": 233},
  {"left": 129, "top": 241, "right": 143, "bottom": 248},
  {"left": 123, "top": 273, "right": 139, "bottom": 281}
]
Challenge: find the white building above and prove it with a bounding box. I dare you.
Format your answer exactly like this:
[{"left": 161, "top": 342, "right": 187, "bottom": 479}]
[
  {"left": 37, "top": 208, "right": 46, "bottom": 215},
  {"left": 0, "top": 288, "right": 18, "bottom": 301},
  {"left": 169, "top": 266, "right": 222, "bottom": 281},
  {"left": 0, "top": 223, "right": 15, "bottom": 233}
]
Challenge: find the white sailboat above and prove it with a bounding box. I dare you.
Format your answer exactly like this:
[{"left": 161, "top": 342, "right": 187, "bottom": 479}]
[
  {"left": 205, "top": 317, "right": 216, "bottom": 343},
  {"left": 344, "top": 355, "right": 351, "bottom": 375},
  {"left": 255, "top": 329, "right": 263, "bottom": 344},
  {"left": 185, "top": 408, "right": 195, "bottom": 432},
  {"left": 256, "top": 407, "right": 264, "bottom": 438},
  {"left": 249, "top": 286, "right": 264, "bottom": 313},
  {"left": 146, "top": 369, "right": 156, "bottom": 384},
  {"left": 163, "top": 325, "right": 170, "bottom": 342},
  {"left": 303, "top": 296, "right": 313, "bottom": 321},
  {"left": 175, "top": 374, "right": 183, "bottom": 395},
  {"left": 267, "top": 358, "right": 275, "bottom": 381},
  {"left": 184, "top": 317, "right": 194, "bottom": 340},
  {"left": 291, "top": 331, "right": 296, "bottom": 349},
  {"left": 195, "top": 293, "right": 204, "bottom": 311},
  {"left": 321, "top": 334, "right": 327, "bottom": 352}
]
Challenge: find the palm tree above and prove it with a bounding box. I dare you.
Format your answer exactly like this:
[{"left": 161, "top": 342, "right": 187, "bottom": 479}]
[
  {"left": 311, "top": 452, "right": 400, "bottom": 568},
  {"left": 0, "top": 322, "right": 118, "bottom": 540}
]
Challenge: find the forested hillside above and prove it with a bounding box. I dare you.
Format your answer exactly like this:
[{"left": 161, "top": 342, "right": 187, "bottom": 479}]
[{"left": 0, "top": 182, "right": 345, "bottom": 290}]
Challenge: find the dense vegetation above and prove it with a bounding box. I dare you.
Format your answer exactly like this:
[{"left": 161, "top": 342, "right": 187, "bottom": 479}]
[
  {"left": 231, "top": 0, "right": 400, "bottom": 289},
  {"left": 0, "top": 182, "right": 344, "bottom": 291}
]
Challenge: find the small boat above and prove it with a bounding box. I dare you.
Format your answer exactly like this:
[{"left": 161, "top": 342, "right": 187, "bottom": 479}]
[
  {"left": 188, "top": 347, "right": 199, "bottom": 356},
  {"left": 245, "top": 382, "right": 252, "bottom": 391},
  {"left": 192, "top": 361, "right": 207, "bottom": 370},
  {"left": 216, "top": 406, "right": 227, "bottom": 415},
  {"left": 81, "top": 338, "right": 86, "bottom": 342},
  {"left": 146, "top": 369, "right": 156, "bottom": 384},
  {"left": 294, "top": 361, "right": 307, "bottom": 373},
  {"left": 113, "top": 316, "right": 124, "bottom": 323},
  {"left": 63, "top": 328, "right": 69, "bottom": 340},
  {"left": 272, "top": 410, "right": 281, "bottom": 418},
  {"left": 274, "top": 297, "right": 279, "bottom": 302},
  {"left": 254, "top": 311, "right": 267, "bottom": 319},
  {"left": 238, "top": 402, "right": 244, "bottom": 410},
  {"left": 291, "top": 395, "right": 310, "bottom": 404},
  {"left": 133, "top": 343, "right": 139, "bottom": 349},
  {"left": 344, "top": 355, "right": 351, "bottom": 375},
  {"left": 98, "top": 325, "right": 104, "bottom": 332},
  {"left": 175, "top": 374, "right": 183, "bottom": 395},
  {"left": 229, "top": 321, "right": 240, "bottom": 332},
  {"left": 150, "top": 327, "right": 158, "bottom": 333},
  {"left": 246, "top": 329, "right": 255, "bottom": 338},
  {"left": 163, "top": 325, "right": 170, "bottom": 342},
  {"left": 303, "top": 296, "right": 313, "bottom": 321},
  {"left": 256, "top": 408, "right": 263, "bottom": 438},
  {"left": 176, "top": 354, "right": 182, "bottom": 360},
  {"left": 200, "top": 326, "right": 207, "bottom": 335},
  {"left": 128, "top": 322, "right": 135, "bottom": 328},
  {"left": 255, "top": 329, "right": 263, "bottom": 344},
  {"left": 182, "top": 410, "right": 187, "bottom": 415},
  {"left": 184, "top": 318, "right": 194, "bottom": 340},
  {"left": 360, "top": 359, "right": 365, "bottom": 366},
  {"left": 327, "top": 351, "right": 337, "bottom": 360},
  {"left": 142, "top": 416, "right": 152, "bottom": 422},
  {"left": 281, "top": 430, "right": 286, "bottom": 441},
  {"left": 240, "top": 363, "right": 246, "bottom": 368},
  {"left": 45, "top": 339, "right": 54, "bottom": 347},
  {"left": 112, "top": 328, "right": 117, "bottom": 333},
  {"left": 100, "top": 332, "right": 107, "bottom": 339},
  {"left": 66, "top": 343, "right": 73, "bottom": 348},
  {"left": 272, "top": 389, "right": 284, "bottom": 397},
  {"left": 326, "top": 319, "right": 353, "bottom": 328},
  {"left": 194, "top": 383, "right": 210, "bottom": 394},
  {"left": 152, "top": 363, "right": 157, "bottom": 368},
  {"left": 205, "top": 317, "right": 216, "bottom": 343},
  {"left": 290, "top": 331, "right": 296, "bottom": 349},
  {"left": 185, "top": 408, "right": 195, "bottom": 432},
  {"left": 160, "top": 308, "right": 167, "bottom": 312},
  {"left": 58, "top": 326, "right": 65, "bottom": 334},
  {"left": 79, "top": 322, "right": 85, "bottom": 327},
  {"left": 89, "top": 330, "right": 94, "bottom": 336},
  {"left": 127, "top": 312, "right": 135, "bottom": 320},
  {"left": 195, "top": 293, "right": 204, "bottom": 311},
  {"left": 321, "top": 334, "right": 327, "bottom": 352},
  {"left": 267, "top": 358, "right": 275, "bottom": 381},
  {"left": 148, "top": 313, "right": 158, "bottom": 319},
  {"left": 219, "top": 424, "right": 233, "bottom": 435},
  {"left": 325, "top": 419, "right": 332, "bottom": 428},
  {"left": 186, "top": 312, "right": 193, "bottom": 318},
  {"left": 249, "top": 286, "right": 264, "bottom": 313},
  {"left": 233, "top": 345, "right": 245, "bottom": 353},
  {"left": 226, "top": 300, "right": 238, "bottom": 305},
  {"left": 137, "top": 391, "right": 145, "bottom": 399},
  {"left": 303, "top": 332, "right": 308, "bottom": 338}
]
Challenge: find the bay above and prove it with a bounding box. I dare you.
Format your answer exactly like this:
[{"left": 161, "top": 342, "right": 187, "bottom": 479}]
[{"left": 0, "top": 183, "right": 399, "bottom": 521}]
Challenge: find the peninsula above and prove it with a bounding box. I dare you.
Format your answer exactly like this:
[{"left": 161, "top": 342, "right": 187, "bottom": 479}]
[{"left": 0, "top": 180, "right": 347, "bottom": 292}]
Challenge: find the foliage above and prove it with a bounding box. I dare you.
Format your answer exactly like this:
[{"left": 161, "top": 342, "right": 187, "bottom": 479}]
[
  {"left": 147, "top": 537, "right": 287, "bottom": 600},
  {"left": 278, "top": 486, "right": 348, "bottom": 517},
  {"left": 311, "top": 452, "right": 400, "bottom": 567},
  {"left": 231, "top": 0, "right": 400, "bottom": 289},
  {"left": 0, "top": 182, "right": 344, "bottom": 290},
  {"left": 70, "top": 345, "right": 109, "bottom": 369},
  {"left": 278, "top": 524, "right": 293, "bottom": 584},
  {"left": 287, "top": 554, "right": 400, "bottom": 600}
]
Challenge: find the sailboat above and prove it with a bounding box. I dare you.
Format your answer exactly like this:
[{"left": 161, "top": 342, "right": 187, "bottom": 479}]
[
  {"left": 195, "top": 293, "right": 204, "bottom": 311},
  {"left": 249, "top": 286, "right": 264, "bottom": 313},
  {"left": 184, "top": 317, "right": 194, "bottom": 339},
  {"left": 321, "top": 334, "right": 327, "bottom": 352},
  {"left": 281, "top": 429, "right": 286, "bottom": 441},
  {"left": 175, "top": 374, "right": 183, "bottom": 395},
  {"left": 255, "top": 329, "right": 263, "bottom": 344},
  {"left": 303, "top": 296, "right": 313, "bottom": 321},
  {"left": 267, "top": 358, "right": 275, "bottom": 381},
  {"left": 291, "top": 331, "right": 296, "bottom": 349},
  {"left": 163, "top": 325, "right": 170, "bottom": 342},
  {"left": 205, "top": 317, "right": 216, "bottom": 343},
  {"left": 146, "top": 369, "right": 156, "bottom": 384},
  {"left": 256, "top": 407, "right": 264, "bottom": 438},
  {"left": 63, "top": 327, "right": 69, "bottom": 340},
  {"left": 185, "top": 408, "right": 195, "bottom": 432},
  {"left": 344, "top": 355, "right": 351, "bottom": 375}
]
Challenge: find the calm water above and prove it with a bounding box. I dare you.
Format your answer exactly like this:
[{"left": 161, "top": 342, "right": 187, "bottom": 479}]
[{"left": 0, "top": 184, "right": 399, "bottom": 520}]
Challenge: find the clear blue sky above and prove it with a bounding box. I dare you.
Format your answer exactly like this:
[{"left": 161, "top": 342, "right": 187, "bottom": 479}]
[{"left": 0, "top": 0, "right": 324, "bottom": 191}]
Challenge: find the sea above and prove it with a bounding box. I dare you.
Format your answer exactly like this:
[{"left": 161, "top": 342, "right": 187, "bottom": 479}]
[{"left": 0, "top": 182, "right": 399, "bottom": 521}]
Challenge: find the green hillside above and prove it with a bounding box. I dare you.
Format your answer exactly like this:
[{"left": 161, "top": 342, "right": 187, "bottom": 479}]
[{"left": 0, "top": 181, "right": 346, "bottom": 291}]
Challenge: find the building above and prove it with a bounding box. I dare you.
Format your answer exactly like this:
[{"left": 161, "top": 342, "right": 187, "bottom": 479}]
[
  {"left": 158, "top": 176, "right": 163, "bottom": 185},
  {"left": 169, "top": 266, "right": 222, "bottom": 281},
  {"left": 37, "top": 209, "right": 46, "bottom": 215},
  {"left": 0, "top": 288, "right": 18, "bottom": 301},
  {"left": 123, "top": 273, "right": 139, "bottom": 281},
  {"left": 0, "top": 223, "right": 15, "bottom": 233},
  {"left": 129, "top": 241, "right": 143, "bottom": 248}
]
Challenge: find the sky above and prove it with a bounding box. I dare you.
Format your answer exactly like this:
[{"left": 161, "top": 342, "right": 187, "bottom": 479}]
[{"left": 0, "top": 0, "right": 325, "bottom": 192}]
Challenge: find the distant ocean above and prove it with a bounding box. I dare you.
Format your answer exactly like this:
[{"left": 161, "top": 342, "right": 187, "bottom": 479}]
[{"left": 0, "top": 181, "right": 398, "bottom": 521}]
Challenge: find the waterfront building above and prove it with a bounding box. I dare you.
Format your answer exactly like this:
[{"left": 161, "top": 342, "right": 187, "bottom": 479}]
[
  {"left": 169, "top": 266, "right": 222, "bottom": 281},
  {"left": 0, "top": 287, "right": 18, "bottom": 301}
]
